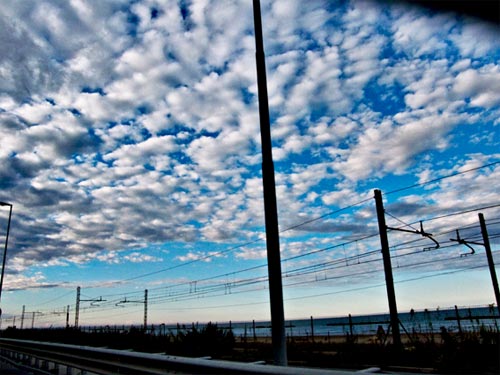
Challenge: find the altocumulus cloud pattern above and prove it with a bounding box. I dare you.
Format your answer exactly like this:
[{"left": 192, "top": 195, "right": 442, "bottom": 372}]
[{"left": 0, "top": 0, "right": 499, "bottom": 325}]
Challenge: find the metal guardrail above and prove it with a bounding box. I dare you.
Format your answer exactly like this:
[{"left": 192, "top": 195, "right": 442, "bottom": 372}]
[{"left": 0, "top": 338, "right": 386, "bottom": 375}]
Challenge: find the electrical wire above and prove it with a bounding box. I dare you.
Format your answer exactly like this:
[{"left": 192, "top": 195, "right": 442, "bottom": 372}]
[
  {"left": 385, "top": 160, "right": 500, "bottom": 196},
  {"left": 14, "top": 161, "right": 500, "bottom": 321}
]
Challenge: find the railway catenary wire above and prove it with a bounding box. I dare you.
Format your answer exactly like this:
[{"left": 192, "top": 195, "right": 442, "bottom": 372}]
[
  {"left": 32, "top": 261, "right": 493, "bottom": 327},
  {"left": 384, "top": 160, "right": 500, "bottom": 196},
  {"left": 27, "top": 255, "right": 500, "bottom": 330},
  {"left": 82, "top": 161, "right": 500, "bottom": 285},
  {"left": 24, "top": 162, "right": 500, "bottom": 304},
  {"left": 18, "top": 170, "right": 500, "bottom": 323},
  {"left": 27, "top": 182, "right": 500, "bottom": 316},
  {"left": 76, "top": 203, "right": 500, "bottom": 303},
  {"left": 28, "top": 246, "right": 500, "bottom": 326},
  {"left": 22, "top": 221, "right": 500, "bottom": 322},
  {"left": 50, "top": 206, "right": 500, "bottom": 314}
]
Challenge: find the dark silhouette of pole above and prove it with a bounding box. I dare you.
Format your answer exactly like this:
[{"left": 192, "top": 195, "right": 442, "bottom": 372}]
[
  {"left": 0, "top": 202, "right": 13, "bottom": 317},
  {"left": 348, "top": 314, "right": 353, "bottom": 337},
  {"left": 252, "top": 0, "right": 287, "bottom": 366},
  {"left": 374, "top": 189, "right": 401, "bottom": 347},
  {"left": 75, "top": 286, "right": 81, "bottom": 329},
  {"left": 479, "top": 213, "right": 500, "bottom": 316},
  {"left": 21, "top": 305, "right": 25, "bottom": 329},
  {"left": 454, "top": 305, "right": 463, "bottom": 337},
  {"left": 310, "top": 316, "right": 314, "bottom": 343},
  {"left": 144, "top": 289, "right": 148, "bottom": 331}
]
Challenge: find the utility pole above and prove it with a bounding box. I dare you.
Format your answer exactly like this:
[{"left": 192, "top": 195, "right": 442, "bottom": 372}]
[
  {"left": 66, "top": 305, "right": 70, "bottom": 329},
  {"left": 20, "top": 305, "right": 25, "bottom": 329},
  {"left": 479, "top": 213, "right": 500, "bottom": 316},
  {"left": 144, "top": 289, "right": 148, "bottom": 331},
  {"left": 31, "top": 312, "right": 35, "bottom": 329},
  {"left": 75, "top": 286, "right": 81, "bottom": 329},
  {"left": 115, "top": 291, "right": 147, "bottom": 330},
  {"left": 374, "top": 189, "right": 401, "bottom": 347},
  {"left": 252, "top": 0, "right": 287, "bottom": 366},
  {"left": 0, "top": 201, "right": 13, "bottom": 320}
]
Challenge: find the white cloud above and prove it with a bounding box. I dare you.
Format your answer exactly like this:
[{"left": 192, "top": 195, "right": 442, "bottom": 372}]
[
  {"left": 450, "top": 20, "right": 500, "bottom": 58},
  {"left": 391, "top": 9, "right": 454, "bottom": 57},
  {"left": 335, "top": 111, "right": 461, "bottom": 181},
  {"left": 235, "top": 248, "right": 267, "bottom": 261},
  {"left": 452, "top": 65, "right": 500, "bottom": 108},
  {"left": 0, "top": 0, "right": 498, "bottom": 306},
  {"left": 104, "top": 135, "right": 179, "bottom": 167},
  {"left": 124, "top": 252, "right": 162, "bottom": 263},
  {"left": 175, "top": 250, "right": 225, "bottom": 263}
]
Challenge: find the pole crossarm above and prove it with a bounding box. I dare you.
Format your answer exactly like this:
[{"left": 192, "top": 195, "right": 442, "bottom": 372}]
[
  {"left": 386, "top": 221, "right": 440, "bottom": 251},
  {"left": 115, "top": 297, "right": 144, "bottom": 307},
  {"left": 450, "top": 229, "right": 481, "bottom": 256},
  {"left": 51, "top": 310, "right": 67, "bottom": 316},
  {"left": 80, "top": 297, "right": 107, "bottom": 306},
  {"left": 26, "top": 311, "right": 42, "bottom": 316}
]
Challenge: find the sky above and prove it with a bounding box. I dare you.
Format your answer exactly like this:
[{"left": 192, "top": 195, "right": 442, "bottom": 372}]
[{"left": 0, "top": 0, "right": 499, "bottom": 328}]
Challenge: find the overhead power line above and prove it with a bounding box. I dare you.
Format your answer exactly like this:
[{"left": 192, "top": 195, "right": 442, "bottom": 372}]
[
  {"left": 386, "top": 160, "right": 500, "bottom": 195},
  {"left": 100, "top": 161, "right": 499, "bottom": 284}
]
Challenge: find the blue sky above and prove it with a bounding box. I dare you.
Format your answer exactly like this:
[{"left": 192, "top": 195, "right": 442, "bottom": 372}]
[{"left": 0, "top": 0, "right": 499, "bottom": 328}]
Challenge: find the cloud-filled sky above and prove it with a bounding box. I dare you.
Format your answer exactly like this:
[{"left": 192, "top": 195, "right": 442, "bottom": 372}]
[{"left": 0, "top": 0, "right": 499, "bottom": 327}]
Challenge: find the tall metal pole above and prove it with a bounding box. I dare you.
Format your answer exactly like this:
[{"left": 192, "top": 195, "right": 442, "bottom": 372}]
[
  {"left": 66, "top": 305, "right": 70, "bottom": 329},
  {"left": 479, "top": 213, "right": 500, "bottom": 316},
  {"left": 0, "top": 202, "right": 13, "bottom": 311},
  {"left": 252, "top": 0, "right": 287, "bottom": 365},
  {"left": 75, "top": 286, "right": 81, "bottom": 329},
  {"left": 21, "top": 305, "right": 25, "bottom": 329},
  {"left": 144, "top": 289, "right": 148, "bottom": 331},
  {"left": 374, "top": 189, "right": 401, "bottom": 347}
]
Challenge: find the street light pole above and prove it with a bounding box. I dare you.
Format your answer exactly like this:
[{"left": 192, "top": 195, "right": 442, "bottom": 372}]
[
  {"left": 252, "top": 0, "right": 287, "bottom": 366},
  {"left": 0, "top": 202, "right": 13, "bottom": 315}
]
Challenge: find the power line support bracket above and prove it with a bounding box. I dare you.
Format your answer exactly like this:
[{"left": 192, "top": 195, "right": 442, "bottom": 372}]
[{"left": 386, "top": 221, "right": 440, "bottom": 251}]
